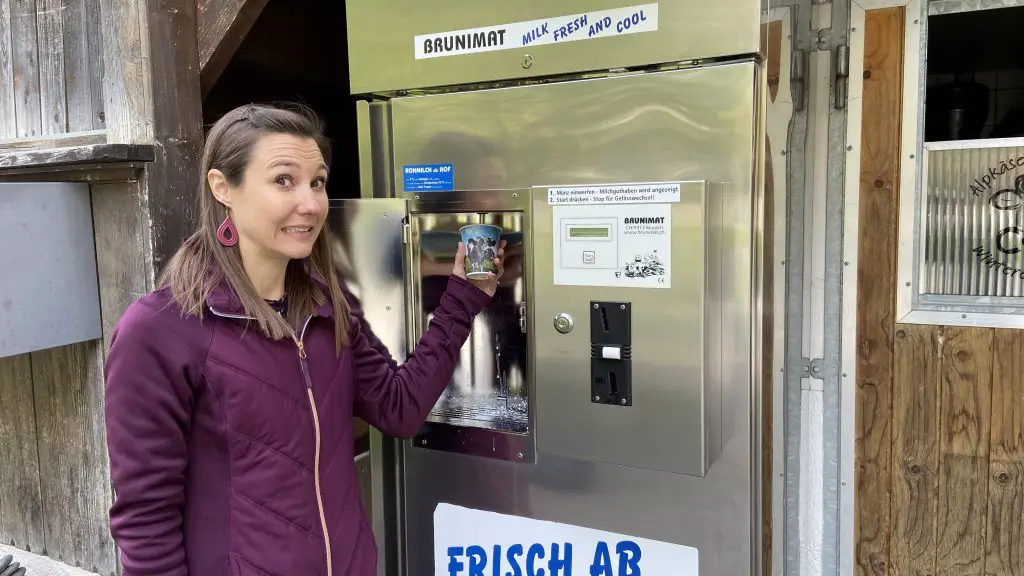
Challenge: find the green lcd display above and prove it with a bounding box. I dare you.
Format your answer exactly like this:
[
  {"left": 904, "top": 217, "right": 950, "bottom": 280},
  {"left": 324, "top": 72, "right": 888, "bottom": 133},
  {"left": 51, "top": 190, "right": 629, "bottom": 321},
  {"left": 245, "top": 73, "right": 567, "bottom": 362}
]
[{"left": 568, "top": 226, "right": 610, "bottom": 239}]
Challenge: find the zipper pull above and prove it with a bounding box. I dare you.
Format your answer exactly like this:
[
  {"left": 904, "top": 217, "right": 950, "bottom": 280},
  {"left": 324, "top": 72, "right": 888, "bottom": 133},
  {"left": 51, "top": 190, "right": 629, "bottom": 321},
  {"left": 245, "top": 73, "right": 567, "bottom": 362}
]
[{"left": 296, "top": 340, "right": 307, "bottom": 359}]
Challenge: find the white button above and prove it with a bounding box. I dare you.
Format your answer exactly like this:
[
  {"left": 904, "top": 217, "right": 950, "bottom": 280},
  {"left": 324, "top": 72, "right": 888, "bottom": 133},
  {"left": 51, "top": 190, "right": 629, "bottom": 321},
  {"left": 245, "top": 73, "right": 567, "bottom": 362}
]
[{"left": 601, "top": 346, "right": 621, "bottom": 360}]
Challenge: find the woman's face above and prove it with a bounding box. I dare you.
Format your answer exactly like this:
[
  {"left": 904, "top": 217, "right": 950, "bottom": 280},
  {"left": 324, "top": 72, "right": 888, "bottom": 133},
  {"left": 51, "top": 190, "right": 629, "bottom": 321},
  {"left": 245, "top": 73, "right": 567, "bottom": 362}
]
[{"left": 210, "top": 133, "right": 329, "bottom": 264}]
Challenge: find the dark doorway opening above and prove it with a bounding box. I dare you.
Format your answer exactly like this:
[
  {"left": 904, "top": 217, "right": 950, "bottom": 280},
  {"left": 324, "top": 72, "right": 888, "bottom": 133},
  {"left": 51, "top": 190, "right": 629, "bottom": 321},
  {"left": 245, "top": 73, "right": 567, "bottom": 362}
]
[{"left": 201, "top": 0, "right": 360, "bottom": 199}]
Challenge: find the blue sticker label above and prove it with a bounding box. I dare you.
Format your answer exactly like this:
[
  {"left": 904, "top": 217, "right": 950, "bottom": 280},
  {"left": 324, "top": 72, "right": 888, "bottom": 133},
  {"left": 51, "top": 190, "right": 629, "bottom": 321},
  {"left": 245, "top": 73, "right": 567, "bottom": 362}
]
[{"left": 402, "top": 163, "right": 454, "bottom": 192}]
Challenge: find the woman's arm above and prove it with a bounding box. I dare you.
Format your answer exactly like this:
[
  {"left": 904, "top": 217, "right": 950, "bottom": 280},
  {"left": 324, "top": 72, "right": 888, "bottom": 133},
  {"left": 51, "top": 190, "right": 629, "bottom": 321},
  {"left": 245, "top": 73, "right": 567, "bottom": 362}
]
[
  {"left": 352, "top": 274, "right": 492, "bottom": 437},
  {"left": 103, "top": 296, "right": 203, "bottom": 576}
]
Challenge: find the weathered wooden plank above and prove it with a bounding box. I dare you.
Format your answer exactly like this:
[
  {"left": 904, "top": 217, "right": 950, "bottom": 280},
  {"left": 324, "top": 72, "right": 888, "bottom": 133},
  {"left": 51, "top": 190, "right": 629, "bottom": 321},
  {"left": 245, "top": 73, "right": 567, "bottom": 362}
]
[
  {"left": 11, "top": 0, "right": 41, "bottom": 137},
  {"left": 0, "top": 353, "right": 45, "bottom": 554},
  {"left": 91, "top": 181, "right": 155, "bottom": 347},
  {"left": 856, "top": 7, "right": 905, "bottom": 576},
  {"left": 890, "top": 324, "right": 941, "bottom": 576},
  {"left": 985, "top": 329, "right": 1024, "bottom": 576},
  {"left": 142, "top": 0, "right": 203, "bottom": 275},
  {"left": 100, "top": 0, "right": 148, "bottom": 142},
  {"left": 935, "top": 327, "right": 992, "bottom": 576},
  {"left": 0, "top": 129, "right": 104, "bottom": 150},
  {"left": 62, "top": 0, "right": 97, "bottom": 131},
  {"left": 0, "top": 0, "right": 17, "bottom": 138},
  {"left": 35, "top": 0, "right": 66, "bottom": 134},
  {"left": 198, "top": 0, "right": 269, "bottom": 94},
  {"left": 84, "top": 0, "right": 102, "bottom": 130},
  {"left": 0, "top": 143, "right": 153, "bottom": 170},
  {"left": 30, "top": 341, "right": 117, "bottom": 575}
]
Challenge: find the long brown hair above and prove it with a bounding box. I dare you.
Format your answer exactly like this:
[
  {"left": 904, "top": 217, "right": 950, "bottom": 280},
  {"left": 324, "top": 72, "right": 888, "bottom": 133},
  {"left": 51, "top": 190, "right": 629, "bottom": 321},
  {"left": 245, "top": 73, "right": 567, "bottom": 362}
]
[{"left": 159, "top": 102, "right": 350, "bottom": 353}]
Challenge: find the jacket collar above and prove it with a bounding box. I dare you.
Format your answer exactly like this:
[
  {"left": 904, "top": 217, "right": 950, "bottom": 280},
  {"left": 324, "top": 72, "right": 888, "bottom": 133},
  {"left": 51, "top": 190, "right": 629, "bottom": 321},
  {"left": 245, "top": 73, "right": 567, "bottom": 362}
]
[{"left": 204, "top": 271, "right": 334, "bottom": 320}]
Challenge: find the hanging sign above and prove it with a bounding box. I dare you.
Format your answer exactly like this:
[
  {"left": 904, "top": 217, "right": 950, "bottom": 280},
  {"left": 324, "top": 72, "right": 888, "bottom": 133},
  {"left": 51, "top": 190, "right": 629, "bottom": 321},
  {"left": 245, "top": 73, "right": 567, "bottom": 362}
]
[
  {"left": 435, "top": 503, "right": 699, "bottom": 575},
  {"left": 414, "top": 4, "right": 659, "bottom": 60},
  {"left": 549, "top": 183, "right": 678, "bottom": 289}
]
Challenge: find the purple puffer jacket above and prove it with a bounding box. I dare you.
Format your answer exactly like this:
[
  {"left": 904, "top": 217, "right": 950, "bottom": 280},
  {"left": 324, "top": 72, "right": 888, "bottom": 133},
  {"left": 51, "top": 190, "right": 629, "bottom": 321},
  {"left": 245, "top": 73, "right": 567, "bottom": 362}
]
[{"left": 103, "top": 273, "right": 491, "bottom": 576}]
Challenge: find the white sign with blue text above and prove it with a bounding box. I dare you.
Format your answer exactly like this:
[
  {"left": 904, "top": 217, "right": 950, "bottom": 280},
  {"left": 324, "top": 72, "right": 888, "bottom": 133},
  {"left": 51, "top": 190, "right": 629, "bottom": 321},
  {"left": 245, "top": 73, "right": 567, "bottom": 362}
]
[
  {"left": 415, "top": 4, "right": 659, "bottom": 60},
  {"left": 434, "top": 503, "right": 698, "bottom": 575}
]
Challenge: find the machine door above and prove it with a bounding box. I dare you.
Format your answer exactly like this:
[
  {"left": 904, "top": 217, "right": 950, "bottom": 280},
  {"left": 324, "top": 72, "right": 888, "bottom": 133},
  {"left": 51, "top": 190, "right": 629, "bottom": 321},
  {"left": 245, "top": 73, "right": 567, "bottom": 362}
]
[{"left": 326, "top": 197, "right": 409, "bottom": 573}]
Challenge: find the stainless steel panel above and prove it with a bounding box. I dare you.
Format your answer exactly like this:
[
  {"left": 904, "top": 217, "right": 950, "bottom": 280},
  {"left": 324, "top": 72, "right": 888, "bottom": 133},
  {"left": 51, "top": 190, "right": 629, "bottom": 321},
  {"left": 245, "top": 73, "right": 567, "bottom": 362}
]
[
  {"left": 344, "top": 1, "right": 762, "bottom": 94},
  {"left": 367, "top": 101, "right": 395, "bottom": 199},
  {"left": 356, "top": 101, "right": 374, "bottom": 199},
  {"left": 325, "top": 198, "right": 409, "bottom": 574},
  {"left": 389, "top": 62, "right": 761, "bottom": 576},
  {"left": 531, "top": 181, "right": 725, "bottom": 476}
]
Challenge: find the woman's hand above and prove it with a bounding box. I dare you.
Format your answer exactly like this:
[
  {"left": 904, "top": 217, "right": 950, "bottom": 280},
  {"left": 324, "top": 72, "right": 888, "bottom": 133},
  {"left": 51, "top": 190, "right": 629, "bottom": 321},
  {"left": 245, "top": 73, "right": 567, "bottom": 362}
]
[{"left": 453, "top": 240, "right": 506, "bottom": 297}]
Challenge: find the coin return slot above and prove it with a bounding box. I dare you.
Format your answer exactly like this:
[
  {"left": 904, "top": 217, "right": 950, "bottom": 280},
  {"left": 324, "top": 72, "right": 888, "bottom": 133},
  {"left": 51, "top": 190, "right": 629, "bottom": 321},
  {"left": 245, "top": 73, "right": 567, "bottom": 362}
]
[{"left": 590, "top": 302, "right": 632, "bottom": 406}]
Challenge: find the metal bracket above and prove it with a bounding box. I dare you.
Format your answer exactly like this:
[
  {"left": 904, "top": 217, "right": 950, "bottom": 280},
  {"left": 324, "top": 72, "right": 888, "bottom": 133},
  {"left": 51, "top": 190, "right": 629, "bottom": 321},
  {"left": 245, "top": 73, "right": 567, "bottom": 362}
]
[{"left": 814, "top": 27, "right": 832, "bottom": 51}]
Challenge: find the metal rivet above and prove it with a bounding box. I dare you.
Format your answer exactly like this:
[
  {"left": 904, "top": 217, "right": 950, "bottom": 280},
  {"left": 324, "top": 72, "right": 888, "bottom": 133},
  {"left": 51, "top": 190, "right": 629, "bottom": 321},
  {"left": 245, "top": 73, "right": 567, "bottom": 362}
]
[
  {"left": 385, "top": 306, "right": 392, "bottom": 311},
  {"left": 620, "top": 304, "right": 625, "bottom": 310},
  {"left": 962, "top": 314, "right": 968, "bottom": 319},
  {"left": 620, "top": 398, "right": 627, "bottom": 405},
  {"left": 847, "top": 145, "right": 854, "bottom": 151},
  {"left": 593, "top": 304, "right": 599, "bottom": 309},
  {"left": 910, "top": 154, "right": 915, "bottom": 159},
  {"left": 905, "top": 282, "right": 911, "bottom": 286},
  {"left": 513, "top": 193, "right": 519, "bottom": 198},
  {"left": 517, "top": 452, "right": 523, "bottom": 459},
  {"left": 594, "top": 395, "right": 600, "bottom": 401},
  {"left": 521, "top": 54, "right": 534, "bottom": 69}
]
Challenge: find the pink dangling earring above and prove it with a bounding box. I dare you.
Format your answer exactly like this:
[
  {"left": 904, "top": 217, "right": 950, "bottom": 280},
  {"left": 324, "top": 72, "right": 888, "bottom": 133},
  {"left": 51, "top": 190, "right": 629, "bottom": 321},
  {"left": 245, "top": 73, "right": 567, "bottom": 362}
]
[{"left": 217, "top": 214, "right": 238, "bottom": 247}]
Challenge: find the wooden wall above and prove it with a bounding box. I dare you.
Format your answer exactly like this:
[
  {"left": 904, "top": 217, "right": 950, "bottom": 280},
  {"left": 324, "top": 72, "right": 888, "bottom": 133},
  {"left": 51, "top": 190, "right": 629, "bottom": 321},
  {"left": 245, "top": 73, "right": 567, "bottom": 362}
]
[
  {"left": 856, "top": 7, "right": 1024, "bottom": 576},
  {"left": 0, "top": 0, "right": 201, "bottom": 574},
  {"left": 0, "top": 0, "right": 105, "bottom": 141}
]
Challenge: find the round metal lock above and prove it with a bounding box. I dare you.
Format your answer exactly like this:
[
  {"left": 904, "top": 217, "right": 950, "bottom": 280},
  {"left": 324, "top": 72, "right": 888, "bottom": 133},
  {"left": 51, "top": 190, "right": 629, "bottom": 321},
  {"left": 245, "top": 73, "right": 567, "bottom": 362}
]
[{"left": 553, "top": 313, "right": 574, "bottom": 334}]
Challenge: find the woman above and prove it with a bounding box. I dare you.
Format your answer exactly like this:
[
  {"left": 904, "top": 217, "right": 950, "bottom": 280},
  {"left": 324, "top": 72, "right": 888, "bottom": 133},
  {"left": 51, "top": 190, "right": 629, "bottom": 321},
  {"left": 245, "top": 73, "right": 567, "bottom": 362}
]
[{"left": 102, "top": 103, "right": 503, "bottom": 576}]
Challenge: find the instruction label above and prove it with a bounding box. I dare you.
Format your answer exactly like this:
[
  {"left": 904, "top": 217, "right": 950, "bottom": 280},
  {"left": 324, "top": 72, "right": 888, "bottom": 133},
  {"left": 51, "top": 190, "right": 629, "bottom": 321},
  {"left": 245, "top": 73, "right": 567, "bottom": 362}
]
[
  {"left": 415, "top": 4, "right": 659, "bottom": 60},
  {"left": 435, "top": 503, "right": 699, "bottom": 575},
  {"left": 551, "top": 183, "right": 676, "bottom": 289},
  {"left": 548, "top": 182, "right": 680, "bottom": 205},
  {"left": 402, "top": 163, "right": 454, "bottom": 192}
]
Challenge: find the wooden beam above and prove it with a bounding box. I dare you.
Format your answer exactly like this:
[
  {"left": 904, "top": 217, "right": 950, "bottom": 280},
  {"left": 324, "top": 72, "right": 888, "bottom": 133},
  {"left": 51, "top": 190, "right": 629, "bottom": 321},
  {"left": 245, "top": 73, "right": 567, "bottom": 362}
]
[
  {"left": 855, "top": 7, "right": 905, "bottom": 576},
  {"left": 0, "top": 144, "right": 153, "bottom": 170},
  {"left": 198, "top": 0, "right": 269, "bottom": 96},
  {"left": 102, "top": 0, "right": 203, "bottom": 277}
]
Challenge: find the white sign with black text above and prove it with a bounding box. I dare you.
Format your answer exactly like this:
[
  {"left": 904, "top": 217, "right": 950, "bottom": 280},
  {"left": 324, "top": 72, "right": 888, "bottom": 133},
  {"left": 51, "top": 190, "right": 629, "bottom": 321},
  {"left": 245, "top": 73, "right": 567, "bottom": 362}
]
[
  {"left": 550, "top": 183, "right": 676, "bottom": 289},
  {"left": 415, "top": 4, "right": 659, "bottom": 60}
]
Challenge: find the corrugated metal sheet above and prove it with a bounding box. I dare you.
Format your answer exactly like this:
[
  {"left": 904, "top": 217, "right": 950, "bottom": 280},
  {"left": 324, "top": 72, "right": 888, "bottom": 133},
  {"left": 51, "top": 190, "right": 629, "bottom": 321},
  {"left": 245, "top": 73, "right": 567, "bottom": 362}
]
[{"left": 923, "top": 145, "right": 1024, "bottom": 297}]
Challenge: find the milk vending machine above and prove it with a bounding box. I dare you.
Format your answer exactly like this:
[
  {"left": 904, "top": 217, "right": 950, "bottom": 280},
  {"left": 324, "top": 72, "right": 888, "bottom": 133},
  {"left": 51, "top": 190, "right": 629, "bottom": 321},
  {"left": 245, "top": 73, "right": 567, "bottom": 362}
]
[{"left": 335, "top": 1, "right": 768, "bottom": 574}]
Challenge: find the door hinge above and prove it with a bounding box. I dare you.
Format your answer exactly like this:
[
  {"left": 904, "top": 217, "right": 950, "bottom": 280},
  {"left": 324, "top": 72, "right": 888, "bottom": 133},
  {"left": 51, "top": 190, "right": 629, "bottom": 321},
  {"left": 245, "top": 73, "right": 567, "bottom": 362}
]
[
  {"left": 518, "top": 301, "right": 527, "bottom": 333},
  {"left": 402, "top": 222, "right": 410, "bottom": 245},
  {"left": 834, "top": 43, "right": 850, "bottom": 110},
  {"left": 791, "top": 49, "right": 807, "bottom": 112}
]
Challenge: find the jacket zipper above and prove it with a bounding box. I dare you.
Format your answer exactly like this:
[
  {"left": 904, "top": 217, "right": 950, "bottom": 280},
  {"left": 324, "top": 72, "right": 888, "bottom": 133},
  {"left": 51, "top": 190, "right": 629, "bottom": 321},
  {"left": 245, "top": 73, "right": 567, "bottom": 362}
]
[
  {"left": 208, "top": 307, "right": 333, "bottom": 576},
  {"left": 292, "top": 316, "right": 333, "bottom": 576}
]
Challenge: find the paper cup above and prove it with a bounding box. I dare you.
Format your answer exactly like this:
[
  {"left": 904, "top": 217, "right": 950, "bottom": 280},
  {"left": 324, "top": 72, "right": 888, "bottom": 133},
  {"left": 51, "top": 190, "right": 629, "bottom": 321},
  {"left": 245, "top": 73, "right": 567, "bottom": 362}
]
[{"left": 460, "top": 224, "right": 503, "bottom": 279}]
